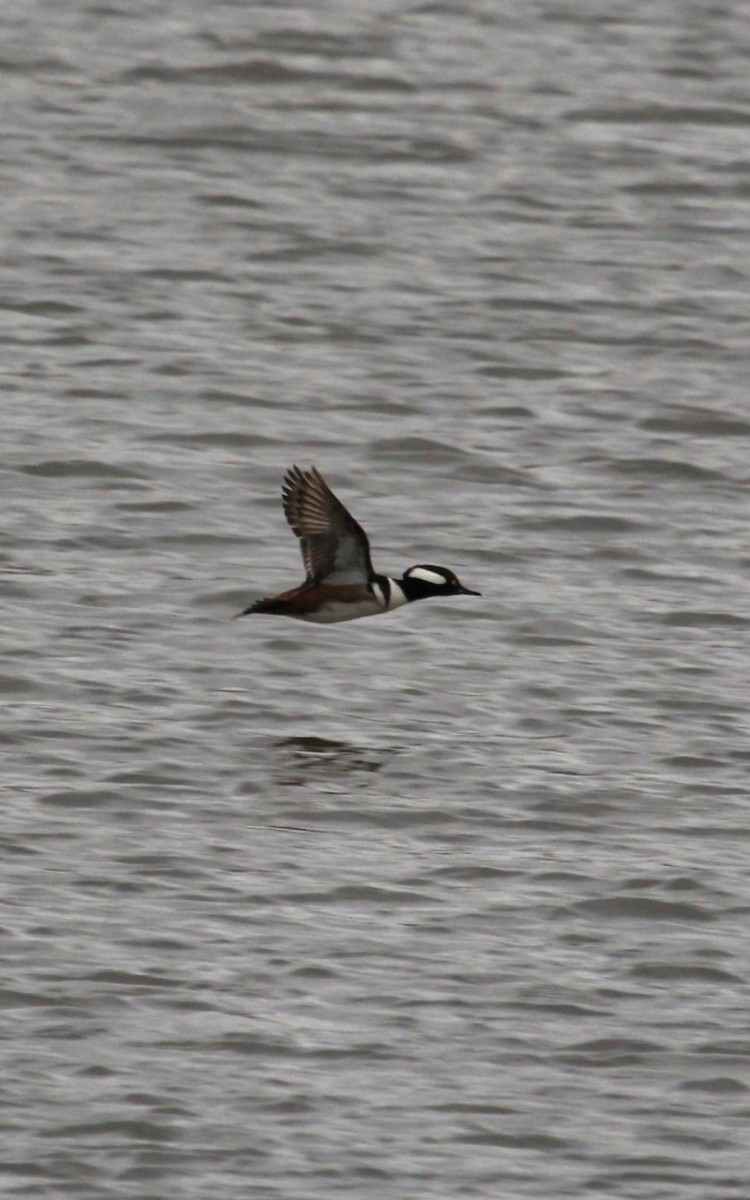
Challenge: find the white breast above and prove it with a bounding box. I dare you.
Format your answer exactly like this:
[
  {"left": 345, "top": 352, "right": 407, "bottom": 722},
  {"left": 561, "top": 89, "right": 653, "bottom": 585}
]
[{"left": 384, "top": 579, "right": 408, "bottom": 611}]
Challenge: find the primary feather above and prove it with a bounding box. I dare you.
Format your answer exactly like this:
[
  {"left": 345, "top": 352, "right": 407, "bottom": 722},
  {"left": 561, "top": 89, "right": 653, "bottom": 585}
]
[{"left": 281, "top": 465, "right": 374, "bottom": 584}]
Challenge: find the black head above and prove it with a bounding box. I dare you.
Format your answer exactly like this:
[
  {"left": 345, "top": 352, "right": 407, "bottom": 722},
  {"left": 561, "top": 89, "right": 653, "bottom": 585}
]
[{"left": 400, "top": 564, "right": 480, "bottom": 603}]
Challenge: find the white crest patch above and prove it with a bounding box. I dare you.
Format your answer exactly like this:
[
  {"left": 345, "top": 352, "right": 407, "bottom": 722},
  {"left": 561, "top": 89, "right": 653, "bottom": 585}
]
[{"left": 408, "top": 567, "right": 447, "bottom": 587}]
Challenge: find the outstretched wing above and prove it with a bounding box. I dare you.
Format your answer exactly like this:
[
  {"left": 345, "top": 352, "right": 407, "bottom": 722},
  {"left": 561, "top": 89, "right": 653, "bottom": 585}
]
[{"left": 281, "top": 466, "right": 374, "bottom": 584}]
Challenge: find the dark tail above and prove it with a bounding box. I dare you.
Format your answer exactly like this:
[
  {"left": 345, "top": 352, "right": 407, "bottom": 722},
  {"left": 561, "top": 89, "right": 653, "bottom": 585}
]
[{"left": 233, "top": 596, "right": 286, "bottom": 618}]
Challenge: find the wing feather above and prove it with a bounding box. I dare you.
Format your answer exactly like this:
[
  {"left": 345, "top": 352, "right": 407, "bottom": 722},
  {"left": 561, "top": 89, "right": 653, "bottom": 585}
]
[{"left": 281, "top": 466, "right": 374, "bottom": 584}]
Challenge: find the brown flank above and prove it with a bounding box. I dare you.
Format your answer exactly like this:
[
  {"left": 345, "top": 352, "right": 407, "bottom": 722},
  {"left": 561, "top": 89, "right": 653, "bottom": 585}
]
[{"left": 242, "top": 582, "right": 370, "bottom": 617}]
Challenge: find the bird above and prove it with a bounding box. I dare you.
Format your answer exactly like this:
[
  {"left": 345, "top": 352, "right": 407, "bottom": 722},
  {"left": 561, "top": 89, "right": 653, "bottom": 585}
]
[{"left": 236, "top": 465, "right": 480, "bottom": 624}]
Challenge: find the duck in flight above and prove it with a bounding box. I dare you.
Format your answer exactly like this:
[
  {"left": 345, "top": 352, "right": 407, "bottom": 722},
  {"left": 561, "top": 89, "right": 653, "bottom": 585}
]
[{"left": 236, "top": 465, "right": 480, "bottom": 624}]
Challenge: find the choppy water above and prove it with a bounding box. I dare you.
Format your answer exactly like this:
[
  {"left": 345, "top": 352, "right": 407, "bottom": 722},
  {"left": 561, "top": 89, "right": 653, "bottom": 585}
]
[{"left": 4, "top": 2, "right": 750, "bottom": 1197}]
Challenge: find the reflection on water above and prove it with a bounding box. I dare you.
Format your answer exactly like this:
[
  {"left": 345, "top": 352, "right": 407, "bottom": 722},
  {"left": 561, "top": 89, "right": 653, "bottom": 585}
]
[{"left": 272, "top": 735, "right": 392, "bottom": 787}]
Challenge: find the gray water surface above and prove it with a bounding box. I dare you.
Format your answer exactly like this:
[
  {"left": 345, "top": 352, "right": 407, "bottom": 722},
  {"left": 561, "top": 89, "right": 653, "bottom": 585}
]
[{"left": 3, "top": 2, "right": 750, "bottom": 1197}]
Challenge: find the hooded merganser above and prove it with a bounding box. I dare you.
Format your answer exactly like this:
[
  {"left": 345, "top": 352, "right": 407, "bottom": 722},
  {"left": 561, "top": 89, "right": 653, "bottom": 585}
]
[{"left": 236, "top": 466, "right": 479, "bottom": 624}]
